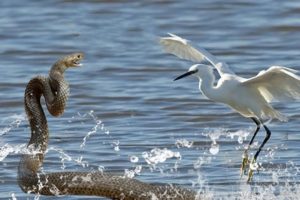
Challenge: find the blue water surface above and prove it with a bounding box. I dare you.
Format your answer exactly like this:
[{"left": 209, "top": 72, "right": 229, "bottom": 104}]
[{"left": 1, "top": 0, "right": 300, "bottom": 199}]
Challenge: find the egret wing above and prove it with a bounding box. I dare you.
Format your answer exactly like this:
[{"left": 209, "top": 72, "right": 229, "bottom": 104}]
[
  {"left": 159, "top": 33, "right": 234, "bottom": 75},
  {"left": 242, "top": 66, "right": 300, "bottom": 102}
]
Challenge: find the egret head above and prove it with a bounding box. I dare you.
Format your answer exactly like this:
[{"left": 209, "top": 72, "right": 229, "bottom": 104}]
[{"left": 174, "top": 64, "right": 211, "bottom": 81}]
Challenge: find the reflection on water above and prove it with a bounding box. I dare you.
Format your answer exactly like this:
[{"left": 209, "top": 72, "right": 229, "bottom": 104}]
[{"left": 1, "top": 0, "right": 300, "bottom": 199}]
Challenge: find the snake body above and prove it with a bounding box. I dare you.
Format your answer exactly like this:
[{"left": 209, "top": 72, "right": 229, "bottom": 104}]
[{"left": 18, "top": 53, "right": 198, "bottom": 199}]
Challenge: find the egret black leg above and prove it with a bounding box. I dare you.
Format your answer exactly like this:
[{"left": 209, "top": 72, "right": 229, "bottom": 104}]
[
  {"left": 241, "top": 118, "right": 261, "bottom": 176},
  {"left": 248, "top": 118, "right": 261, "bottom": 147},
  {"left": 247, "top": 124, "right": 271, "bottom": 183},
  {"left": 253, "top": 124, "right": 271, "bottom": 160}
]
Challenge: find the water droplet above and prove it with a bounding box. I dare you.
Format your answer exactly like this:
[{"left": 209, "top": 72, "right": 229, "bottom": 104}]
[
  {"left": 10, "top": 193, "right": 17, "bottom": 200},
  {"left": 209, "top": 143, "right": 219, "bottom": 155},
  {"left": 113, "top": 141, "right": 120, "bottom": 151},
  {"left": 114, "top": 146, "right": 120, "bottom": 151},
  {"left": 130, "top": 155, "right": 139, "bottom": 163},
  {"left": 134, "top": 165, "right": 142, "bottom": 174},
  {"left": 238, "top": 136, "right": 243, "bottom": 144},
  {"left": 142, "top": 148, "right": 181, "bottom": 166},
  {"left": 175, "top": 139, "right": 193, "bottom": 148},
  {"left": 124, "top": 169, "right": 135, "bottom": 178}
]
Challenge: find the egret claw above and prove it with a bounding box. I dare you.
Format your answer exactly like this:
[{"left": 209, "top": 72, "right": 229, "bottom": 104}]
[
  {"left": 247, "top": 159, "right": 259, "bottom": 183},
  {"left": 240, "top": 150, "right": 249, "bottom": 177},
  {"left": 247, "top": 168, "right": 254, "bottom": 183}
]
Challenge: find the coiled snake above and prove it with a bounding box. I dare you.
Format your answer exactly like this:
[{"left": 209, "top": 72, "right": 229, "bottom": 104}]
[{"left": 18, "top": 53, "right": 198, "bottom": 199}]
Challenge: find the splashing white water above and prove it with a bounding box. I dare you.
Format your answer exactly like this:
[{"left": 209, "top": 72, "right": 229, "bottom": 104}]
[
  {"left": 2, "top": 111, "right": 298, "bottom": 200},
  {"left": 209, "top": 142, "right": 219, "bottom": 155},
  {"left": 124, "top": 165, "right": 142, "bottom": 178},
  {"left": 175, "top": 138, "right": 193, "bottom": 148},
  {"left": 48, "top": 147, "right": 72, "bottom": 170},
  {"left": 74, "top": 156, "right": 89, "bottom": 168},
  {"left": 130, "top": 155, "right": 139, "bottom": 163},
  {"left": 202, "top": 128, "right": 251, "bottom": 155},
  {"left": 0, "top": 144, "right": 14, "bottom": 161},
  {"left": 79, "top": 110, "right": 110, "bottom": 149},
  {"left": 47, "top": 147, "right": 92, "bottom": 169},
  {"left": 0, "top": 143, "right": 26, "bottom": 161},
  {"left": 142, "top": 148, "right": 181, "bottom": 168},
  {"left": 80, "top": 119, "right": 102, "bottom": 149},
  {"left": 112, "top": 140, "right": 120, "bottom": 151},
  {"left": 0, "top": 114, "right": 25, "bottom": 136},
  {"left": 193, "top": 156, "right": 212, "bottom": 169},
  {"left": 10, "top": 193, "right": 17, "bottom": 200}
]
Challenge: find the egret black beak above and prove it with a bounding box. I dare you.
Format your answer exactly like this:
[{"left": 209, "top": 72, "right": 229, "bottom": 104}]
[{"left": 174, "top": 70, "right": 198, "bottom": 81}]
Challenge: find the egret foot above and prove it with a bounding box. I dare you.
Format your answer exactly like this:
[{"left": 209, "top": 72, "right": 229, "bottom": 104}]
[
  {"left": 247, "top": 159, "right": 260, "bottom": 183},
  {"left": 240, "top": 150, "right": 249, "bottom": 177}
]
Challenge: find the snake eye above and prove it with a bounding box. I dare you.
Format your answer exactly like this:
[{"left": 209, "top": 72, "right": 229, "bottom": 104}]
[{"left": 77, "top": 54, "right": 81, "bottom": 59}]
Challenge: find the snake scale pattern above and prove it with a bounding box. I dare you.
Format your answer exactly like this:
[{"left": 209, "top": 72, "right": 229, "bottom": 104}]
[{"left": 17, "top": 53, "right": 198, "bottom": 200}]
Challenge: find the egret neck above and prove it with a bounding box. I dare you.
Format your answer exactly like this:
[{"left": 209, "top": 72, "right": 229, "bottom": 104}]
[{"left": 196, "top": 65, "right": 220, "bottom": 102}]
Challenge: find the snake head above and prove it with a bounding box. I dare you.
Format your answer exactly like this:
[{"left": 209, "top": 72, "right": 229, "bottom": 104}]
[{"left": 64, "top": 52, "right": 84, "bottom": 67}]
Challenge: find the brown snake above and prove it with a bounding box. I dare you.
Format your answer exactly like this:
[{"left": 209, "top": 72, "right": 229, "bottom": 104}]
[{"left": 17, "top": 53, "right": 198, "bottom": 199}]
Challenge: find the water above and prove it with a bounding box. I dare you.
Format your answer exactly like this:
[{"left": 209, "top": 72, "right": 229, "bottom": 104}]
[{"left": 1, "top": 0, "right": 300, "bottom": 199}]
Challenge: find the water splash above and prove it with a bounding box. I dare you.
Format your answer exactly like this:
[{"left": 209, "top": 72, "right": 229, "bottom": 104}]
[
  {"left": 10, "top": 193, "right": 17, "bottom": 200},
  {"left": 202, "top": 128, "right": 251, "bottom": 155},
  {"left": 3, "top": 111, "right": 299, "bottom": 199},
  {"left": 78, "top": 110, "right": 110, "bottom": 149},
  {"left": 130, "top": 155, "right": 139, "bottom": 163},
  {"left": 209, "top": 142, "right": 219, "bottom": 155},
  {"left": 202, "top": 129, "right": 223, "bottom": 155},
  {"left": 47, "top": 147, "right": 72, "bottom": 170},
  {"left": 124, "top": 165, "right": 142, "bottom": 178},
  {"left": 80, "top": 119, "right": 102, "bottom": 149},
  {"left": 74, "top": 156, "right": 89, "bottom": 168},
  {"left": 0, "top": 143, "right": 26, "bottom": 161},
  {"left": 112, "top": 140, "right": 120, "bottom": 151},
  {"left": 47, "top": 147, "right": 92, "bottom": 169},
  {"left": 0, "top": 144, "right": 14, "bottom": 161},
  {"left": 227, "top": 129, "right": 251, "bottom": 144},
  {"left": 193, "top": 156, "right": 212, "bottom": 169},
  {"left": 235, "top": 183, "right": 300, "bottom": 200},
  {"left": 0, "top": 114, "right": 25, "bottom": 136},
  {"left": 194, "top": 127, "right": 300, "bottom": 199},
  {"left": 175, "top": 138, "right": 193, "bottom": 148},
  {"left": 142, "top": 148, "right": 181, "bottom": 169}
]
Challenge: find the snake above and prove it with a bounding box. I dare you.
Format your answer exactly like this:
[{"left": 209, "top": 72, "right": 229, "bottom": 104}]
[{"left": 17, "top": 53, "right": 198, "bottom": 200}]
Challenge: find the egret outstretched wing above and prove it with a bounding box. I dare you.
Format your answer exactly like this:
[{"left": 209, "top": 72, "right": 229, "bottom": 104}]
[
  {"left": 242, "top": 66, "right": 300, "bottom": 102},
  {"left": 159, "top": 33, "right": 234, "bottom": 75}
]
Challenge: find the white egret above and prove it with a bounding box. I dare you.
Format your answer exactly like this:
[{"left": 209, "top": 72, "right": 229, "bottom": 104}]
[{"left": 160, "top": 33, "right": 300, "bottom": 182}]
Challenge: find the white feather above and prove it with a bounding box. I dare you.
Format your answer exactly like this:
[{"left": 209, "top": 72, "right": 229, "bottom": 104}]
[
  {"left": 162, "top": 34, "right": 300, "bottom": 122},
  {"left": 159, "top": 33, "right": 234, "bottom": 76},
  {"left": 242, "top": 66, "right": 300, "bottom": 102}
]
